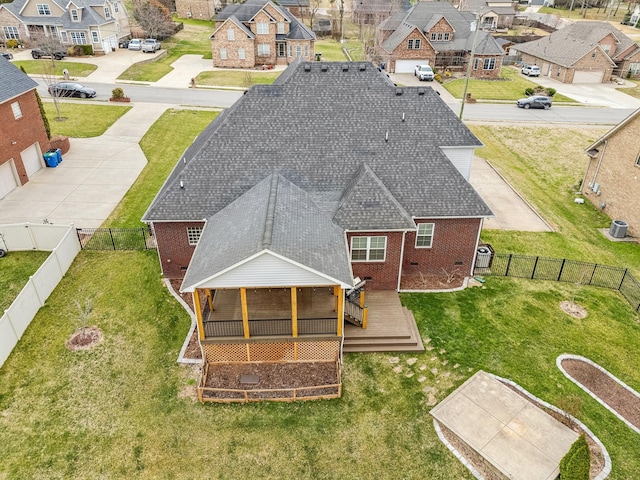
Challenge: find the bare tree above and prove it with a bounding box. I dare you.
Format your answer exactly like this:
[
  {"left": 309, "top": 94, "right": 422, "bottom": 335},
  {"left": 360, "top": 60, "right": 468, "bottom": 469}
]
[
  {"left": 308, "top": 0, "right": 322, "bottom": 32},
  {"left": 330, "top": 0, "right": 345, "bottom": 42},
  {"left": 133, "top": 0, "right": 175, "bottom": 39}
]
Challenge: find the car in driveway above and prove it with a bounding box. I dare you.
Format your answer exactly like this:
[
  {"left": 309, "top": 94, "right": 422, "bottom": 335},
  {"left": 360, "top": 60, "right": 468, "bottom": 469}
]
[
  {"left": 128, "top": 39, "right": 142, "bottom": 51},
  {"left": 521, "top": 65, "right": 541, "bottom": 77},
  {"left": 516, "top": 95, "right": 552, "bottom": 109},
  {"left": 141, "top": 39, "right": 161, "bottom": 53},
  {"left": 414, "top": 64, "right": 435, "bottom": 81},
  {"left": 31, "top": 47, "right": 66, "bottom": 60},
  {"left": 1, "top": 51, "right": 13, "bottom": 60},
  {"left": 48, "top": 82, "right": 97, "bottom": 98}
]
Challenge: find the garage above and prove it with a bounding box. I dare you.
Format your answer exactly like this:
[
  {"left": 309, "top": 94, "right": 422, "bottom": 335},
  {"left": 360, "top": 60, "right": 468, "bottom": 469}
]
[
  {"left": 573, "top": 70, "right": 605, "bottom": 83},
  {"left": 0, "top": 161, "right": 19, "bottom": 200},
  {"left": 395, "top": 59, "right": 429, "bottom": 73},
  {"left": 20, "top": 143, "right": 43, "bottom": 178}
]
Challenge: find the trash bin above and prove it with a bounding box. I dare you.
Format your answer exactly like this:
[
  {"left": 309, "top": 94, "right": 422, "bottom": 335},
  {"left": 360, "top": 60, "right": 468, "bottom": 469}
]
[
  {"left": 476, "top": 246, "right": 492, "bottom": 268},
  {"left": 43, "top": 150, "right": 59, "bottom": 168},
  {"left": 609, "top": 220, "right": 628, "bottom": 239}
]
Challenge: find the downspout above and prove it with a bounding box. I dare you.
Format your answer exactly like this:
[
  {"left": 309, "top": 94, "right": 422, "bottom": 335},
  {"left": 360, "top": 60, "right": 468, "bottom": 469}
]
[
  {"left": 396, "top": 231, "right": 406, "bottom": 292},
  {"left": 590, "top": 139, "right": 608, "bottom": 189}
]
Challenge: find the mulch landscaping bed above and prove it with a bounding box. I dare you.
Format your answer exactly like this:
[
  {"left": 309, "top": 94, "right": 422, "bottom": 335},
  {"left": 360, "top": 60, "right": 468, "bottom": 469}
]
[
  {"left": 562, "top": 358, "right": 640, "bottom": 430},
  {"left": 201, "top": 362, "right": 340, "bottom": 400}
]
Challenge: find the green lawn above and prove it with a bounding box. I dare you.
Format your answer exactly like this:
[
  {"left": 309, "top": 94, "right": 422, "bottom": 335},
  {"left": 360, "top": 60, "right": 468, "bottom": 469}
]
[
  {"left": 315, "top": 39, "right": 364, "bottom": 61},
  {"left": 102, "top": 109, "right": 219, "bottom": 227},
  {"left": 0, "top": 251, "right": 50, "bottom": 312},
  {"left": 43, "top": 103, "right": 131, "bottom": 138},
  {"left": 537, "top": 5, "right": 628, "bottom": 21},
  {"left": 195, "top": 69, "right": 281, "bottom": 87},
  {"left": 12, "top": 60, "right": 97, "bottom": 77},
  {"left": 444, "top": 66, "right": 576, "bottom": 102},
  {"left": 118, "top": 22, "right": 213, "bottom": 82},
  {"left": 617, "top": 79, "right": 640, "bottom": 99},
  {"left": 0, "top": 252, "right": 638, "bottom": 478}
]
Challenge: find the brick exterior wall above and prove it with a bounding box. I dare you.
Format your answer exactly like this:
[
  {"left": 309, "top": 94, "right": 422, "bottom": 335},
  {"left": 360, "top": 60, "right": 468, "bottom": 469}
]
[
  {"left": 211, "top": 7, "right": 313, "bottom": 68},
  {"left": 176, "top": 0, "right": 217, "bottom": 20},
  {"left": 402, "top": 218, "right": 481, "bottom": 281},
  {"left": 581, "top": 114, "right": 640, "bottom": 237},
  {"left": 348, "top": 231, "right": 403, "bottom": 290},
  {"left": 522, "top": 47, "right": 613, "bottom": 84},
  {"left": 388, "top": 28, "right": 435, "bottom": 73},
  {"left": 472, "top": 54, "right": 503, "bottom": 79},
  {"left": 0, "top": 89, "right": 49, "bottom": 186},
  {"left": 153, "top": 221, "right": 205, "bottom": 278}
]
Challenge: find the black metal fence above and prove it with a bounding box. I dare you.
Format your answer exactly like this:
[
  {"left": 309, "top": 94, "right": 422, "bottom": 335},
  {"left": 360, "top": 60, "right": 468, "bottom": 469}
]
[
  {"left": 476, "top": 254, "right": 640, "bottom": 312},
  {"left": 76, "top": 227, "right": 155, "bottom": 251}
]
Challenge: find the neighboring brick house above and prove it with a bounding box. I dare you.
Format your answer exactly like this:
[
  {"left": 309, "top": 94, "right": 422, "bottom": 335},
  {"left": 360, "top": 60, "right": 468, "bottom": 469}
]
[
  {"left": 376, "top": 1, "right": 504, "bottom": 78},
  {"left": 0, "top": 57, "right": 49, "bottom": 200},
  {"left": 0, "top": 0, "right": 130, "bottom": 54},
  {"left": 351, "top": 0, "right": 411, "bottom": 25},
  {"left": 514, "top": 21, "right": 640, "bottom": 83},
  {"left": 143, "top": 60, "right": 492, "bottom": 400},
  {"left": 210, "top": 0, "right": 315, "bottom": 68},
  {"left": 582, "top": 108, "right": 640, "bottom": 237},
  {"left": 459, "top": 0, "right": 517, "bottom": 29}
]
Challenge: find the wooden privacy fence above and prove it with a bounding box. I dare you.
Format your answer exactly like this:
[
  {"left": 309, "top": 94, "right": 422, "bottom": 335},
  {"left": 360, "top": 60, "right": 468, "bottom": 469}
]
[
  {"left": 76, "top": 227, "right": 156, "bottom": 251},
  {"left": 475, "top": 254, "right": 640, "bottom": 312}
]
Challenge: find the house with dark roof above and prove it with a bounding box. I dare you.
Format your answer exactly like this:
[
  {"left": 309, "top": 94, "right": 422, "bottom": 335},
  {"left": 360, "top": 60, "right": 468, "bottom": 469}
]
[
  {"left": 143, "top": 60, "right": 493, "bottom": 401},
  {"left": 513, "top": 21, "right": 640, "bottom": 83},
  {"left": 0, "top": 56, "right": 50, "bottom": 200},
  {"left": 376, "top": 1, "right": 505, "bottom": 78},
  {"left": 582, "top": 108, "right": 640, "bottom": 237},
  {"left": 458, "top": 0, "right": 517, "bottom": 30},
  {"left": 0, "top": 0, "right": 130, "bottom": 54},
  {"left": 352, "top": 0, "right": 411, "bottom": 25},
  {"left": 210, "top": 0, "right": 315, "bottom": 68}
]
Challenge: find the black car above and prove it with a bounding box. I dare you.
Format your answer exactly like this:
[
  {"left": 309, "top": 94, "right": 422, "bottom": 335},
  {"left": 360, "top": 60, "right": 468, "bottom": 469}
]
[
  {"left": 1, "top": 51, "right": 13, "bottom": 60},
  {"left": 31, "top": 47, "right": 66, "bottom": 60},
  {"left": 516, "top": 95, "right": 552, "bottom": 110},
  {"left": 48, "top": 82, "right": 97, "bottom": 98}
]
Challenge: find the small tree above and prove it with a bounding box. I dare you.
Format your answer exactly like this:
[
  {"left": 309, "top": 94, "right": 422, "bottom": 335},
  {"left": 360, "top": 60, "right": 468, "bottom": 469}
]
[{"left": 559, "top": 434, "right": 590, "bottom": 480}]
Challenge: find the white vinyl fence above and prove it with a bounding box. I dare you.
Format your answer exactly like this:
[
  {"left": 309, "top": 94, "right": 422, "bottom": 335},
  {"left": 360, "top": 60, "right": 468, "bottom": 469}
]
[{"left": 0, "top": 223, "right": 81, "bottom": 367}]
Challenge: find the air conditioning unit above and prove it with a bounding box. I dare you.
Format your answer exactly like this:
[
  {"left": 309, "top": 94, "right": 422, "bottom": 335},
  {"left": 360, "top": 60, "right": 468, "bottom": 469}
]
[{"left": 609, "top": 220, "right": 628, "bottom": 239}]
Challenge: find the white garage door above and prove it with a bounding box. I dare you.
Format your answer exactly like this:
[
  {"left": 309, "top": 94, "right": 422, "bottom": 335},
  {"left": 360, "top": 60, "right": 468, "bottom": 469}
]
[
  {"left": 395, "top": 59, "right": 429, "bottom": 73},
  {"left": 573, "top": 70, "right": 604, "bottom": 83},
  {"left": 0, "top": 161, "right": 19, "bottom": 200},
  {"left": 21, "top": 144, "right": 42, "bottom": 178}
]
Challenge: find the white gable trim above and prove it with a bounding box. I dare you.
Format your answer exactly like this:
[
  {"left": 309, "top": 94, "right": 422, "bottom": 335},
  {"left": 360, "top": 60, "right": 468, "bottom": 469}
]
[{"left": 184, "top": 249, "right": 352, "bottom": 291}]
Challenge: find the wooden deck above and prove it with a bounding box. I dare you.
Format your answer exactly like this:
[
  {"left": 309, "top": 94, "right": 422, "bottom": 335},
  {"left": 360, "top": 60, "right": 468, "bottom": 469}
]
[{"left": 344, "top": 291, "right": 424, "bottom": 353}]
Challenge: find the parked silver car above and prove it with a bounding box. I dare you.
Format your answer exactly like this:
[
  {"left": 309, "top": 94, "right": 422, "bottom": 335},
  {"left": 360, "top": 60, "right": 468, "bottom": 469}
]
[
  {"left": 141, "top": 39, "right": 161, "bottom": 53},
  {"left": 128, "top": 39, "right": 142, "bottom": 51}
]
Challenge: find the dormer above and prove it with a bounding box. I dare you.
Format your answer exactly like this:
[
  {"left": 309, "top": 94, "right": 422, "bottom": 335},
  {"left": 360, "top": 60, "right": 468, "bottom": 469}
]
[
  {"left": 425, "top": 16, "right": 455, "bottom": 42},
  {"left": 19, "top": 0, "right": 65, "bottom": 18},
  {"left": 66, "top": 1, "right": 82, "bottom": 22}
]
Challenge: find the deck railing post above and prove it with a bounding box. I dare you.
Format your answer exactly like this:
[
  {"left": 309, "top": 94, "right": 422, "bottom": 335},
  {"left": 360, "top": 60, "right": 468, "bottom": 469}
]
[
  {"left": 240, "top": 288, "right": 250, "bottom": 338},
  {"left": 336, "top": 287, "right": 344, "bottom": 337},
  {"left": 193, "top": 289, "right": 205, "bottom": 340},
  {"left": 291, "top": 287, "right": 298, "bottom": 337}
]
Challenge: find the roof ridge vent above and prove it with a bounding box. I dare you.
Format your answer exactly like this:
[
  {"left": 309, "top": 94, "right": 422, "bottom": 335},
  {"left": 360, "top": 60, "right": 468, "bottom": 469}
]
[
  {"left": 342, "top": 63, "right": 349, "bottom": 71},
  {"left": 396, "top": 88, "right": 402, "bottom": 95},
  {"left": 321, "top": 64, "right": 328, "bottom": 72},
  {"left": 417, "top": 88, "right": 426, "bottom": 95},
  {"left": 304, "top": 64, "right": 311, "bottom": 72},
  {"left": 358, "top": 63, "right": 366, "bottom": 71}
]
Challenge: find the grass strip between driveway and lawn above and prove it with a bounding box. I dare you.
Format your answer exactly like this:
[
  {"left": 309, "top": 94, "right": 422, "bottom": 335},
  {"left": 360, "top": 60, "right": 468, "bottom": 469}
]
[
  {"left": 43, "top": 102, "right": 132, "bottom": 138},
  {"left": 443, "top": 66, "right": 576, "bottom": 102},
  {"left": 195, "top": 69, "right": 281, "bottom": 87},
  {"left": 0, "top": 251, "right": 50, "bottom": 313},
  {"left": 11, "top": 60, "right": 98, "bottom": 77}
]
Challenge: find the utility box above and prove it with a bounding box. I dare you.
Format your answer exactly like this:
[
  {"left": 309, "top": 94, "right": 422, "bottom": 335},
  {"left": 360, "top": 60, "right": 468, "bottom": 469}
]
[{"left": 609, "top": 220, "right": 628, "bottom": 239}]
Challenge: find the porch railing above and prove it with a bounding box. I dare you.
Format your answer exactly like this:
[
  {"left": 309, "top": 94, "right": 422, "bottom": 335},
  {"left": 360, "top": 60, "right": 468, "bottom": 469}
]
[
  {"left": 202, "top": 317, "right": 338, "bottom": 338},
  {"left": 345, "top": 290, "right": 368, "bottom": 328}
]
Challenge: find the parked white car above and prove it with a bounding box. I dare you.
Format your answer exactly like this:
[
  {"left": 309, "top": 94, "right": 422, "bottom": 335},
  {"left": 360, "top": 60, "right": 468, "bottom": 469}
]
[
  {"left": 128, "top": 39, "right": 142, "bottom": 51},
  {"left": 521, "top": 65, "right": 541, "bottom": 77},
  {"left": 141, "top": 39, "right": 161, "bottom": 53}
]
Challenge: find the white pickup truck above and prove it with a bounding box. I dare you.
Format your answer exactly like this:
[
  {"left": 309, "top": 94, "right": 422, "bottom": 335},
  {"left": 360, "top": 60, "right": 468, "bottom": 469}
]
[
  {"left": 414, "top": 65, "right": 435, "bottom": 81},
  {"left": 141, "top": 38, "right": 161, "bottom": 53}
]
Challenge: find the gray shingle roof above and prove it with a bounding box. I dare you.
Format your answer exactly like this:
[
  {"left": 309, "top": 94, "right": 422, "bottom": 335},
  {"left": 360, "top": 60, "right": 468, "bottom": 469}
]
[
  {"left": 1, "top": 0, "right": 115, "bottom": 30},
  {"left": 515, "top": 21, "right": 631, "bottom": 67},
  {"left": 461, "top": 0, "right": 516, "bottom": 16},
  {"left": 181, "top": 173, "right": 352, "bottom": 290},
  {"left": 380, "top": 2, "right": 504, "bottom": 55},
  {"left": 0, "top": 56, "right": 38, "bottom": 103},
  {"left": 144, "top": 61, "right": 491, "bottom": 227}
]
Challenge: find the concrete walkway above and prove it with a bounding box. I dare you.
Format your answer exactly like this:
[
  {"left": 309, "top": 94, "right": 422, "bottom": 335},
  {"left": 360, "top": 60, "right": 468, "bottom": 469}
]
[{"left": 0, "top": 102, "right": 170, "bottom": 227}]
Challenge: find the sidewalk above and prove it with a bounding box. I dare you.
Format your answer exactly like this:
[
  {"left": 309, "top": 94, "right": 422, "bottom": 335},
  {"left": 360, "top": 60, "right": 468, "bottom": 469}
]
[{"left": 0, "top": 102, "right": 171, "bottom": 227}]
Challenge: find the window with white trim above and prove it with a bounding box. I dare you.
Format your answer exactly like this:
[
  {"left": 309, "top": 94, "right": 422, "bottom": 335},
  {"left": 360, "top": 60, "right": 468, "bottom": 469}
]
[
  {"left": 61, "top": 31, "right": 68, "bottom": 41},
  {"left": 187, "top": 227, "right": 203, "bottom": 245},
  {"left": 296, "top": 44, "right": 301, "bottom": 57},
  {"left": 257, "top": 22, "right": 269, "bottom": 34},
  {"left": 71, "top": 9, "right": 79, "bottom": 21},
  {"left": 227, "top": 28, "right": 234, "bottom": 40},
  {"left": 11, "top": 101, "right": 22, "bottom": 120},
  {"left": 444, "top": 32, "right": 450, "bottom": 40},
  {"left": 37, "top": 4, "right": 51, "bottom": 15},
  {"left": 113, "top": 2, "right": 119, "bottom": 13},
  {"left": 437, "top": 32, "right": 443, "bottom": 40},
  {"left": 474, "top": 58, "right": 480, "bottom": 70},
  {"left": 91, "top": 31, "right": 99, "bottom": 43},
  {"left": 220, "top": 48, "right": 227, "bottom": 59},
  {"left": 415, "top": 223, "right": 434, "bottom": 248},
  {"left": 288, "top": 44, "right": 292, "bottom": 57},
  {"left": 351, "top": 236, "right": 386, "bottom": 262},
  {"left": 3, "top": 26, "right": 19, "bottom": 39},
  {"left": 305, "top": 44, "right": 309, "bottom": 57},
  {"left": 238, "top": 47, "right": 245, "bottom": 59},
  {"left": 407, "top": 39, "right": 414, "bottom": 49},
  {"left": 483, "top": 57, "right": 496, "bottom": 70},
  {"left": 430, "top": 32, "right": 436, "bottom": 41},
  {"left": 70, "top": 31, "right": 86, "bottom": 44},
  {"left": 257, "top": 43, "right": 270, "bottom": 56},
  {"left": 277, "top": 22, "right": 285, "bottom": 34},
  {"left": 104, "top": 7, "right": 111, "bottom": 18},
  {"left": 277, "top": 43, "right": 285, "bottom": 56}
]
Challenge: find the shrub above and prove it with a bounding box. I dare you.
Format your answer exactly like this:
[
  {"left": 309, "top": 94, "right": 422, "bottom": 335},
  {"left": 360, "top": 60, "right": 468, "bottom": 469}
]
[
  {"left": 559, "top": 434, "right": 590, "bottom": 480},
  {"left": 547, "top": 87, "right": 556, "bottom": 97},
  {"left": 434, "top": 73, "right": 443, "bottom": 83},
  {"left": 6, "top": 39, "right": 18, "bottom": 49},
  {"left": 111, "top": 87, "right": 126, "bottom": 99},
  {"left": 524, "top": 87, "right": 534, "bottom": 96},
  {"left": 71, "top": 44, "right": 93, "bottom": 56}
]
